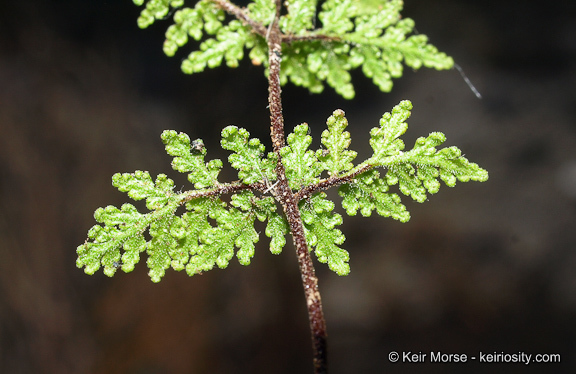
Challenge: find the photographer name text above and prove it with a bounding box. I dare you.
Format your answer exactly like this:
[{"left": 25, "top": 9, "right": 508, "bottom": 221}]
[{"left": 387, "top": 351, "right": 560, "bottom": 365}]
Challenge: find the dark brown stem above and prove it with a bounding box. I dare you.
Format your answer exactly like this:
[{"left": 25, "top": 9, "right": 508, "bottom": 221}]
[
  {"left": 211, "top": 0, "right": 267, "bottom": 37},
  {"left": 211, "top": 1, "right": 328, "bottom": 372},
  {"left": 295, "top": 164, "right": 373, "bottom": 202},
  {"left": 266, "top": 2, "right": 327, "bottom": 373},
  {"left": 181, "top": 181, "right": 267, "bottom": 203},
  {"left": 282, "top": 34, "right": 341, "bottom": 44}
]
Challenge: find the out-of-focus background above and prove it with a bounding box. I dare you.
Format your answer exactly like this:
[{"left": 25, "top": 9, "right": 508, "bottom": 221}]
[{"left": 1, "top": 0, "right": 574, "bottom": 373}]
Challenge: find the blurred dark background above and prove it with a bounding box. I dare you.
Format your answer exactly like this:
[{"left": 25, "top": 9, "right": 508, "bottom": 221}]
[{"left": 1, "top": 0, "right": 575, "bottom": 373}]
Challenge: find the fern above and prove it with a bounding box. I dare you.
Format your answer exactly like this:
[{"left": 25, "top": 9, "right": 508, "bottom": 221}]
[
  {"left": 141, "top": 0, "right": 453, "bottom": 98},
  {"left": 79, "top": 1, "right": 487, "bottom": 372},
  {"left": 77, "top": 100, "right": 487, "bottom": 280}
]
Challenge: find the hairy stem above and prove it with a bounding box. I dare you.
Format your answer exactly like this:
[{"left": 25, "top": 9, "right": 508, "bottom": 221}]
[
  {"left": 295, "top": 164, "right": 373, "bottom": 201},
  {"left": 266, "top": 2, "right": 327, "bottom": 373},
  {"left": 211, "top": 0, "right": 328, "bottom": 371},
  {"left": 181, "top": 181, "right": 266, "bottom": 203},
  {"left": 211, "top": 0, "right": 267, "bottom": 36}
]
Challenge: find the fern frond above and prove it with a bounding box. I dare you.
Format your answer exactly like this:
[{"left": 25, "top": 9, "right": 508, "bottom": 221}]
[
  {"left": 139, "top": 0, "right": 453, "bottom": 98},
  {"left": 301, "top": 193, "right": 349, "bottom": 275},
  {"left": 162, "top": 130, "right": 222, "bottom": 189},
  {"left": 368, "top": 101, "right": 489, "bottom": 203},
  {"left": 133, "top": 0, "right": 185, "bottom": 29},
  {"left": 281, "top": 0, "right": 454, "bottom": 98},
  {"left": 221, "top": 126, "right": 276, "bottom": 184},
  {"left": 339, "top": 169, "right": 410, "bottom": 222},
  {"left": 79, "top": 97, "right": 486, "bottom": 279},
  {"left": 317, "top": 109, "right": 357, "bottom": 176},
  {"left": 280, "top": 123, "right": 323, "bottom": 190}
]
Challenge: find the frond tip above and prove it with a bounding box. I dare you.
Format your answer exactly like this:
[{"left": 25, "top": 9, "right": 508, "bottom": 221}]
[{"left": 367, "top": 100, "right": 488, "bottom": 203}]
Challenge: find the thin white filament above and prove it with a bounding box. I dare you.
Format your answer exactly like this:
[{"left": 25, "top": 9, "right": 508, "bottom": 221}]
[{"left": 454, "top": 63, "right": 482, "bottom": 99}]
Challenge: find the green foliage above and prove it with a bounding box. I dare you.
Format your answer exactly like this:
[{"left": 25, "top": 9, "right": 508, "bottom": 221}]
[
  {"left": 367, "top": 100, "right": 488, "bottom": 203},
  {"left": 134, "top": 0, "right": 453, "bottom": 98},
  {"left": 79, "top": 1, "right": 486, "bottom": 282},
  {"left": 339, "top": 169, "right": 410, "bottom": 222},
  {"left": 317, "top": 109, "right": 357, "bottom": 176},
  {"left": 79, "top": 7, "right": 487, "bottom": 373},
  {"left": 221, "top": 126, "right": 276, "bottom": 184},
  {"left": 280, "top": 0, "right": 318, "bottom": 33},
  {"left": 290, "top": 0, "right": 454, "bottom": 98},
  {"left": 162, "top": 130, "right": 222, "bottom": 189},
  {"left": 78, "top": 100, "right": 488, "bottom": 280},
  {"left": 77, "top": 171, "right": 184, "bottom": 281},
  {"left": 77, "top": 130, "right": 288, "bottom": 282},
  {"left": 301, "top": 193, "right": 348, "bottom": 275},
  {"left": 133, "top": 0, "right": 186, "bottom": 28},
  {"left": 280, "top": 123, "right": 323, "bottom": 190}
]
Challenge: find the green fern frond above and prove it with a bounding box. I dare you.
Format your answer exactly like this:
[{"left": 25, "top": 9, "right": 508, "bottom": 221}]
[
  {"left": 221, "top": 126, "right": 276, "bottom": 184},
  {"left": 112, "top": 171, "right": 175, "bottom": 210},
  {"left": 368, "top": 100, "right": 488, "bottom": 203},
  {"left": 79, "top": 100, "right": 487, "bottom": 279},
  {"left": 282, "top": 0, "right": 453, "bottom": 98},
  {"left": 265, "top": 212, "right": 289, "bottom": 254},
  {"left": 182, "top": 20, "right": 254, "bottom": 73},
  {"left": 147, "top": 214, "right": 183, "bottom": 282},
  {"left": 247, "top": 0, "right": 276, "bottom": 24},
  {"left": 317, "top": 109, "right": 357, "bottom": 176},
  {"left": 139, "top": 0, "right": 453, "bottom": 98},
  {"left": 280, "top": 123, "right": 323, "bottom": 190},
  {"left": 280, "top": 0, "right": 318, "bottom": 34},
  {"left": 133, "top": 0, "right": 185, "bottom": 29},
  {"left": 339, "top": 169, "right": 410, "bottom": 222},
  {"left": 77, "top": 203, "right": 146, "bottom": 276},
  {"left": 317, "top": 0, "right": 355, "bottom": 33},
  {"left": 279, "top": 42, "right": 325, "bottom": 93},
  {"left": 161, "top": 130, "right": 222, "bottom": 189},
  {"left": 201, "top": 196, "right": 259, "bottom": 268},
  {"left": 301, "top": 193, "right": 349, "bottom": 275},
  {"left": 77, "top": 171, "right": 183, "bottom": 279},
  {"left": 368, "top": 99, "right": 411, "bottom": 161},
  {"left": 163, "top": 5, "right": 219, "bottom": 56}
]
